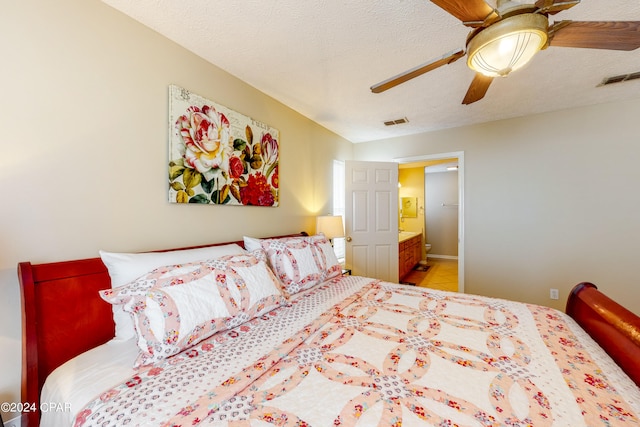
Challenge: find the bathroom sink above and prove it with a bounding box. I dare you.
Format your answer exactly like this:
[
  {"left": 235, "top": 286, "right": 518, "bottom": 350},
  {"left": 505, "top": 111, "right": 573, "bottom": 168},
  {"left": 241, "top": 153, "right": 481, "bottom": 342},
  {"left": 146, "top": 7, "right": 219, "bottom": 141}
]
[{"left": 398, "top": 231, "right": 420, "bottom": 242}]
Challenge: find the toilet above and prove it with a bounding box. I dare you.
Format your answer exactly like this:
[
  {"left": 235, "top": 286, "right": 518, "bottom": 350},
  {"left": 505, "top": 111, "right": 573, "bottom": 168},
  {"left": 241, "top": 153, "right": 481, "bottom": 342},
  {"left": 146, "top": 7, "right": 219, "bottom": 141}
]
[{"left": 420, "top": 244, "right": 432, "bottom": 266}]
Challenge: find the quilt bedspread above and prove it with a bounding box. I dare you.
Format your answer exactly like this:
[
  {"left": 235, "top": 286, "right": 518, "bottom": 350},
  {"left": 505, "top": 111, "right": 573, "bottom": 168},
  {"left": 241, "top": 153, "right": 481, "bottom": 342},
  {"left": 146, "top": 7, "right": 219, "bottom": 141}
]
[{"left": 75, "top": 276, "right": 640, "bottom": 427}]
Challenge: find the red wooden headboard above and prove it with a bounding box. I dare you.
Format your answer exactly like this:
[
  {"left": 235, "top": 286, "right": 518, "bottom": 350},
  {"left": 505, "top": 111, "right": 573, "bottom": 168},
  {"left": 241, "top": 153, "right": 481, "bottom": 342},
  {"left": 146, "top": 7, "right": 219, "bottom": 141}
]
[
  {"left": 18, "top": 233, "right": 306, "bottom": 427},
  {"left": 19, "top": 257, "right": 116, "bottom": 423}
]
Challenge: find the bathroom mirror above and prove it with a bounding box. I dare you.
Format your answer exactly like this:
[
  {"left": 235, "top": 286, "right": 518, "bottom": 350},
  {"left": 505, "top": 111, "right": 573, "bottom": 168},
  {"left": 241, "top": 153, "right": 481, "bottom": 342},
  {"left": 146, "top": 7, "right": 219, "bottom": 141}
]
[{"left": 401, "top": 197, "right": 417, "bottom": 218}]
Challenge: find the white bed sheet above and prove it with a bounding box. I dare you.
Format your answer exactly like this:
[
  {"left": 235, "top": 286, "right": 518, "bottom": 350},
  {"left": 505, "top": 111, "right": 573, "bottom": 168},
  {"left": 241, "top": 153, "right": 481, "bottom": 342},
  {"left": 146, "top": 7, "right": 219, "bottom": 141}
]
[{"left": 40, "top": 339, "right": 138, "bottom": 427}]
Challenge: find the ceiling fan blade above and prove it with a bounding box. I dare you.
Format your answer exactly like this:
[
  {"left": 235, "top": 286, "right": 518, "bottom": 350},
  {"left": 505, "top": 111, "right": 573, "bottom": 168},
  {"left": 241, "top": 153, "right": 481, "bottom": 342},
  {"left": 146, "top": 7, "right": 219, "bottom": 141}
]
[
  {"left": 535, "top": 0, "right": 580, "bottom": 15},
  {"left": 370, "top": 49, "right": 465, "bottom": 93},
  {"left": 430, "top": 0, "right": 498, "bottom": 27},
  {"left": 549, "top": 21, "right": 640, "bottom": 51},
  {"left": 462, "top": 73, "right": 493, "bottom": 105}
]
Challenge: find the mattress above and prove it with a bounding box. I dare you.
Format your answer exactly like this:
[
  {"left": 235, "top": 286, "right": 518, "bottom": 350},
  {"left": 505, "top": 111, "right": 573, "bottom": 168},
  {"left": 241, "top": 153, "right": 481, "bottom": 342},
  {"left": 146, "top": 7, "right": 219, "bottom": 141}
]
[{"left": 41, "top": 276, "right": 640, "bottom": 426}]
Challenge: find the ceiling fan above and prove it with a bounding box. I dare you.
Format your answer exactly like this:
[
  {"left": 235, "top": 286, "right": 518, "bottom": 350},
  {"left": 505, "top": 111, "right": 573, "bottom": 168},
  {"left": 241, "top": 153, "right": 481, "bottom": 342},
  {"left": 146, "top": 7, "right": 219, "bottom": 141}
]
[{"left": 370, "top": 0, "right": 640, "bottom": 104}]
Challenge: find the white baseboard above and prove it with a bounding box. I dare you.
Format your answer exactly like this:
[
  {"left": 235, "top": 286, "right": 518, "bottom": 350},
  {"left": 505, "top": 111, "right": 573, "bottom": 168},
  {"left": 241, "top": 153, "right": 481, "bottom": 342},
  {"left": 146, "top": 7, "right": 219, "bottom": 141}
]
[{"left": 428, "top": 254, "right": 458, "bottom": 260}]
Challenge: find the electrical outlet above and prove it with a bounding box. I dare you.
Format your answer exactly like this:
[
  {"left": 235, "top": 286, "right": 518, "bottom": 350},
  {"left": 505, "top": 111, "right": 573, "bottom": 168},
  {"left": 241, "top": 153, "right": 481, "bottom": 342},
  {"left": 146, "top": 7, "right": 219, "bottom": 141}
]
[
  {"left": 550, "top": 288, "right": 559, "bottom": 300},
  {"left": 4, "top": 414, "right": 22, "bottom": 427}
]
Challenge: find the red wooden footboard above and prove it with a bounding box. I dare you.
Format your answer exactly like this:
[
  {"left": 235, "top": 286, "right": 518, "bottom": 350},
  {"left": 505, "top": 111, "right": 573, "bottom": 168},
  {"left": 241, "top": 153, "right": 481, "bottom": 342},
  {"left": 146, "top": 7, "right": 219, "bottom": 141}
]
[{"left": 566, "top": 282, "right": 640, "bottom": 386}]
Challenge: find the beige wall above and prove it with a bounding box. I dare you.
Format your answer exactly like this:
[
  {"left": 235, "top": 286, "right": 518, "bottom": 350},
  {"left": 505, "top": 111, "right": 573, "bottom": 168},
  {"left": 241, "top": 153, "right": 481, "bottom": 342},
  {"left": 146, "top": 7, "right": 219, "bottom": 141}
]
[
  {"left": 0, "top": 0, "right": 353, "bottom": 419},
  {"left": 425, "top": 171, "right": 459, "bottom": 257},
  {"left": 355, "top": 97, "right": 640, "bottom": 316}
]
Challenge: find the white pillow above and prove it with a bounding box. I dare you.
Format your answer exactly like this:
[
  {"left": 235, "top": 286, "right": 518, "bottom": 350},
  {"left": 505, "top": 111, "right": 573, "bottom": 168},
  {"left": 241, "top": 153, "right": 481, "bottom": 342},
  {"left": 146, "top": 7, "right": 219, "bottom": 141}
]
[
  {"left": 243, "top": 236, "right": 263, "bottom": 251},
  {"left": 100, "top": 243, "right": 245, "bottom": 341}
]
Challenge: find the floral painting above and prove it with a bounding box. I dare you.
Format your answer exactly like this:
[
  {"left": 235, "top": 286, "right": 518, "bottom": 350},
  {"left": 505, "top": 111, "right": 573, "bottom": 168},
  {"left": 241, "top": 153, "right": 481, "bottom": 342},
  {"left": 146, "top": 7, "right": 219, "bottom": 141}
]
[{"left": 168, "top": 85, "right": 279, "bottom": 206}]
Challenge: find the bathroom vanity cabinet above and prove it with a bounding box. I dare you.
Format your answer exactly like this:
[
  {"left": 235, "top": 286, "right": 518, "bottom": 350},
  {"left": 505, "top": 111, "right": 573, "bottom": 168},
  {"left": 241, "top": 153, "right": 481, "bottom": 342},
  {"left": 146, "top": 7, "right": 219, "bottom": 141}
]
[{"left": 399, "top": 233, "right": 422, "bottom": 280}]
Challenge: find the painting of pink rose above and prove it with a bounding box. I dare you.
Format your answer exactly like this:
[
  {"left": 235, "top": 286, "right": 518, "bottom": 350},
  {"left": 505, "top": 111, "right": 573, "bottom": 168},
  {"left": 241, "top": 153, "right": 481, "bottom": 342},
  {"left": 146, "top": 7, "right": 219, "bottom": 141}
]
[
  {"left": 177, "top": 105, "right": 232, "bottom": 179},
  {"left": 168, "top": 85, "right": 279, "bottom": 206}
]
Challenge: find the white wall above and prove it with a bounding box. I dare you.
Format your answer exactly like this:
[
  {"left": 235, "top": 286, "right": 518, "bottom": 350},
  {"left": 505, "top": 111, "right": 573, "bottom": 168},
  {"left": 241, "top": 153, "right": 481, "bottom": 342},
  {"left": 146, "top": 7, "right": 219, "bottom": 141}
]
[
  {"left": 355, "top": 97, "right": 640, "bottom": 315},
  {"left": 0, "top": 0, "right": 353, "bottom": 419}
]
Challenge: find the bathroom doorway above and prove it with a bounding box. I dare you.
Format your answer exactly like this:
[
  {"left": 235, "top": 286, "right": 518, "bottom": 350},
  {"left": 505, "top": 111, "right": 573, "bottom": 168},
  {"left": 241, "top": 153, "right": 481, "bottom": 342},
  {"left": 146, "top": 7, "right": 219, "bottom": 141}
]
[{"left": 394, "top": 152, "right": 464, "bottom": 293}]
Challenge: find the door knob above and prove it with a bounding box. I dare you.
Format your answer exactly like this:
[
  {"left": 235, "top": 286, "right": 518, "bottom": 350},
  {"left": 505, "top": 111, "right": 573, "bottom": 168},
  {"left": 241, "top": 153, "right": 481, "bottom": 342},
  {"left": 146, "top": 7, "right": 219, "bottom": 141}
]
[{"left": 346, "top": 236, "right": 352, "bottom": 242}]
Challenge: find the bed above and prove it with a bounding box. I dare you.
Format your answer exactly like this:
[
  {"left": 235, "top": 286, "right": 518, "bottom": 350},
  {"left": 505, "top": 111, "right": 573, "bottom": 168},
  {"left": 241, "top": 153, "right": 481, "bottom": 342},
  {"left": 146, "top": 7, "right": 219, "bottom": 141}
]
[{"left": 18, "top": 232, "right": 640, "bottom": 427}]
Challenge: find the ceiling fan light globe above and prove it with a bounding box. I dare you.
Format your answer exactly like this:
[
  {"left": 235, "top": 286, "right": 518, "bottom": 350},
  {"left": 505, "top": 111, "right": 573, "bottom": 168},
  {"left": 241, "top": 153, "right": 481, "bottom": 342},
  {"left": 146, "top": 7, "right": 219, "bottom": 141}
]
[{"left": 467, "top": 13, "right": 548, "bottom": 78}]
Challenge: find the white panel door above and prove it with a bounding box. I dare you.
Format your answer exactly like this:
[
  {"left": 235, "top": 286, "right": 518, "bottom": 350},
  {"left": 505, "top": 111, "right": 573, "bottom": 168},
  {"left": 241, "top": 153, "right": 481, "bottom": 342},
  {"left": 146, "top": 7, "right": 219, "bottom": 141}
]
[{"left": 345, "top": 161, "right": 399, "bottom": 282}]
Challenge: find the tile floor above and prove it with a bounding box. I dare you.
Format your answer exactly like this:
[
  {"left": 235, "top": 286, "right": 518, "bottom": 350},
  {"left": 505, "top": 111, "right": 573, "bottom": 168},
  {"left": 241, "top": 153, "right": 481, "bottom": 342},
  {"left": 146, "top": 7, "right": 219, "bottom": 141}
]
[{"left": 402, "top": 258, "right": 458, "bottom": 292}]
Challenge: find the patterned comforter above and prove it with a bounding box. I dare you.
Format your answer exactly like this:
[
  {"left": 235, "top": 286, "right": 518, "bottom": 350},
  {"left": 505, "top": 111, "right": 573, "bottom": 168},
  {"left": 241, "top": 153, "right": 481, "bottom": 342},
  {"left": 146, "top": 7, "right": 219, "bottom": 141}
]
[{"left": 75, "top": 276, "right": 640, "bottom": 426}]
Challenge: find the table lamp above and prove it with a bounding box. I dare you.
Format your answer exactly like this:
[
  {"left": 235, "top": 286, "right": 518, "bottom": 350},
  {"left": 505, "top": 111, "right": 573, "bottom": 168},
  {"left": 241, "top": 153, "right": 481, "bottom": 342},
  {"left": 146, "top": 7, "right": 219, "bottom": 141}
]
[{"left": 316, "top": 215, "right": 344, "bottom": 245}]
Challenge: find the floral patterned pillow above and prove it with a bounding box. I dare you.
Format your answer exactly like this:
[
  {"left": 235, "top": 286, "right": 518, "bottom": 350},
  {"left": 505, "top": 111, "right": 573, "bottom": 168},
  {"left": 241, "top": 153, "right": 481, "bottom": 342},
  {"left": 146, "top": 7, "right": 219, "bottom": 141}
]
[
  {"left": 259, "top": 235, "right": 341, "bottom": 295},
  {"left": 100, "top": 251, "right": 286, "bottom": 367},
  {"left": 99, "top": 243, "right": 246, "bottom": 342}
]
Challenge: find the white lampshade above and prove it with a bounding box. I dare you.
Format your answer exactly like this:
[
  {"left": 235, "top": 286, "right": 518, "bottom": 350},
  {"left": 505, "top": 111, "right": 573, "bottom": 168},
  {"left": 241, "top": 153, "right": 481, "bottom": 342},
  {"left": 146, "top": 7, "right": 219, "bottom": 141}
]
[
  {"left": 467, "top": 13, "right": 548, "bottom": 78},
  {"left": 316, "top": 215, "right": 344, "bottom": 240}
]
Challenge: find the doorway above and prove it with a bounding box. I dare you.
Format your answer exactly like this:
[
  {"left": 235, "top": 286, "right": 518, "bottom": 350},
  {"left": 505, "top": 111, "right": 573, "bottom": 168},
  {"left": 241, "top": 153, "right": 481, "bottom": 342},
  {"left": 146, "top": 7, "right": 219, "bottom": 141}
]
[{"left": 394, "top": 152, "right": 464, "bottom": 293}]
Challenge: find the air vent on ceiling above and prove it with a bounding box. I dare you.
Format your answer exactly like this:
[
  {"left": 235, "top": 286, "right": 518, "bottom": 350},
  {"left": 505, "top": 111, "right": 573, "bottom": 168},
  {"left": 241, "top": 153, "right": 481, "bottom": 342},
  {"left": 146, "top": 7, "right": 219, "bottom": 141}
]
[
  {"left": 384, "top": 117, "right": 409, "bottom": 126},
  {"left": 598, "top": 71, "right": 640, "bottom": 87}
]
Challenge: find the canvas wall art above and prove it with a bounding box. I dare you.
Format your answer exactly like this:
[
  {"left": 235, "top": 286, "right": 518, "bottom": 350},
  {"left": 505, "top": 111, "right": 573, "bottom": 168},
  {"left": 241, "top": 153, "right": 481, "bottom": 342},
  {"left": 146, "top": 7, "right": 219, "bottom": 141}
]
[{"left": 168, "top": 85, "right": 279, "bottom": 206}]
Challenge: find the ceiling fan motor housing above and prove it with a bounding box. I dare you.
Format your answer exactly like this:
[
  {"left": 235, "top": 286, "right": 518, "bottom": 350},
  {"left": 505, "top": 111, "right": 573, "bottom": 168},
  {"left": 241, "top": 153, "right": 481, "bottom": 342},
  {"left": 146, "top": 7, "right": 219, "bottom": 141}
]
[{"left": 466, "top": 13, "right": 549, "bottom": 77}]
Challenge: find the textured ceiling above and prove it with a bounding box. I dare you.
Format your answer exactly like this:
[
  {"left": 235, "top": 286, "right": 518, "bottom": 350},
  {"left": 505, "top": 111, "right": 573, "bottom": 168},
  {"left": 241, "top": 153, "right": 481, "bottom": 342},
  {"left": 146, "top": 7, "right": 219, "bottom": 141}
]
[{"left": 102, "top": 0, "right": 640, "bottom": 143}]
